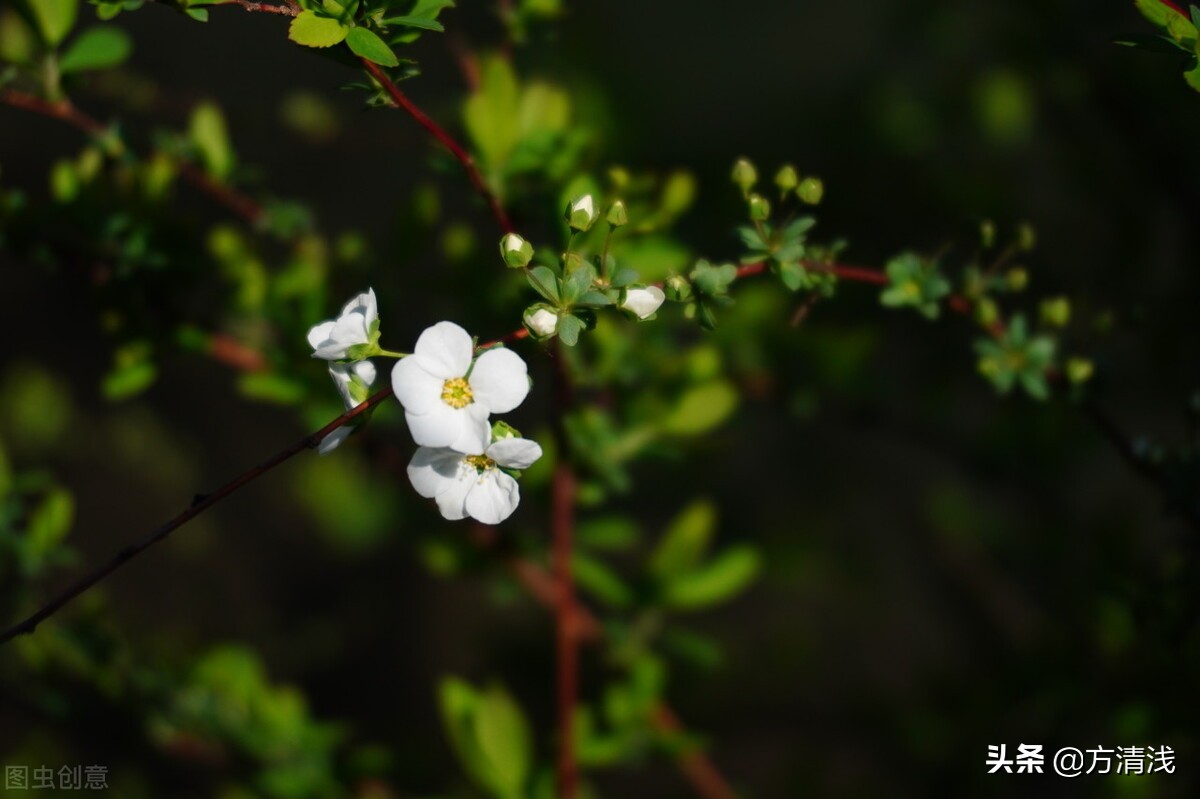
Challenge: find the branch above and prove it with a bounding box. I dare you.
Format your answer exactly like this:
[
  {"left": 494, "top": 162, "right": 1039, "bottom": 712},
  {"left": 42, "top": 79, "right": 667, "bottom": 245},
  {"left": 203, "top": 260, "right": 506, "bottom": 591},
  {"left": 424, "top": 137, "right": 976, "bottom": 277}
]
[
  {"left": 359, "top": 59, "right": 514, "bottom": 233},
  {"left": 0, "top": 387, "right": 393, "bottom": 645},
  {"left": 549, "top": 344, "right": 579, "bottom": 799}
]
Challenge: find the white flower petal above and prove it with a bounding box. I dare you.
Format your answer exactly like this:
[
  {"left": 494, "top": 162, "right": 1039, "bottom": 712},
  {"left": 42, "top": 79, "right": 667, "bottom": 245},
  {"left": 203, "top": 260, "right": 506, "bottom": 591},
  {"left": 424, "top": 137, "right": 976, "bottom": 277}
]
[
  {"left": 317, "top": 427, "right": 352, "bottom": 455},
  {"left": 307, "top": 320, "right": 337, "bottom": 352},
  {"left": 407, "top": 446, "right": 464, "bottom": 498},
  {"left": 413, "top": 321, "right": 473, "bottom": 379},
  {"left": 465, "top": 471, "right": 520, "bottom": 525},
  {"left": 391, "top": 356, "right": 443, "bottom": 415},
  {"left": 447, "top": 403, "right": 491, "bottom": 455},
  {"left": 331, "top": 311, "right": 370, "bottom": 347},
  {"left": 487, "top": 437, "right": 543, "bottom": 470},
  {"left": 405, "top": 403, "right": 489, "bottom": 453},
  {"left": 328, "top": 363, "right": 355, "bottom": 408},
  {"left": 469, "top": 348, "right": 529, "bottom": 414},
  {"left": 434, "top": 472, "right": 473, "bottom": 520},
  {"left": 405, "top": 403, "right": 463, "bottom": 449}
]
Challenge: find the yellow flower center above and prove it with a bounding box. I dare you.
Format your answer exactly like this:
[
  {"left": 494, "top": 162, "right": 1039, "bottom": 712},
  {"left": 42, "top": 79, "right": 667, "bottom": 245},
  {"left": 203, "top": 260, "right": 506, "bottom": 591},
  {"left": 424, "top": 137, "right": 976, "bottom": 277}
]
[
  {"left": 464, "top": 455, "right": 496, "bottom": 472},
  {"left": 441, "top": 377, "right": 474, "bottom": 408}
]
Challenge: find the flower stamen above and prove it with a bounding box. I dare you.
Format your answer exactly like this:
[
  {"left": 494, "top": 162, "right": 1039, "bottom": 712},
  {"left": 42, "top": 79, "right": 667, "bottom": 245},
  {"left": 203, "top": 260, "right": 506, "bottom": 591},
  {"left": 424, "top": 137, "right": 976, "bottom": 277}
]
[
  {"left": 464, "top": 455, "right": 496, "bottom": 473},
  {"left": 441, "top": 377, "right": 474, "bottom": 408}
]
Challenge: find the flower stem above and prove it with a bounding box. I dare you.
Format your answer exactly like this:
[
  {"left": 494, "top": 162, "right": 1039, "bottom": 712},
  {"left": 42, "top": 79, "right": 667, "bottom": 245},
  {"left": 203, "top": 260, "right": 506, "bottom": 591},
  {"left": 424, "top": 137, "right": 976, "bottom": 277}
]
[{"left": 375, "top": 349, "right": 409, "bottom": 359}]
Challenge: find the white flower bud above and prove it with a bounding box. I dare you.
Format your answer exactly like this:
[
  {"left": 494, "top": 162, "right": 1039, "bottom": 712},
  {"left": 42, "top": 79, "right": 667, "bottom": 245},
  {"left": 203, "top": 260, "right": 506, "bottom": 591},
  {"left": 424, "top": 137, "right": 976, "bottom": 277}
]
[
  {"left": 525, "top": 307, "right": 559, "bottom": 337},
  {"left": 565, "top": 194, "right": 599, "bottom": 232},
  {"left": 500, "top": 232, "right": 533, "bottom": 268},
  {"left": 621, "top": 286, "right": 665, "bottom": 320}
]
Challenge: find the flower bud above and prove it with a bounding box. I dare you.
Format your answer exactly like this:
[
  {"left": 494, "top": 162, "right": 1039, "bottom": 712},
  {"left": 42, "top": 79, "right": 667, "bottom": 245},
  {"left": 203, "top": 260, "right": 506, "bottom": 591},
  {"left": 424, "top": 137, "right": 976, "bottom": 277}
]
[
  {"left": 731, "top": 158, "right": 757, "bottom": 192},
  {"left": 606, "top": 199, "right": 628, "bottom": 228},
  {"left": 524, "top": 306, "right": 559, "bottom": 338},
  {"left": 499, "top": 232, "right": 534, "bottom": 268},
  {"left": 565, "top": 194, "right": 599, "bottom": 232},
  {"left": 748, "top": 193, "right": 771, "bottom": 221},
  {"left": 797, "top": 176, "right": 824, "bottom": 205},
  {"left": 1066, "top": 357, "right": 1094, "bottom": 385},
  {"left": 1005, "top": 266, "right": 1029, "bottom": 292},
  {"left": 1040, "top": 296, "right": 1071, "bottom": 327},
  {"left": 621, "top": 286, "right": 666, "bottom": 320},
  {"left": 665, "top": 274, "right": 693, "bottom": 302},
  {"left": 774, "top": 164, "right": 799, "bottom": 193}
]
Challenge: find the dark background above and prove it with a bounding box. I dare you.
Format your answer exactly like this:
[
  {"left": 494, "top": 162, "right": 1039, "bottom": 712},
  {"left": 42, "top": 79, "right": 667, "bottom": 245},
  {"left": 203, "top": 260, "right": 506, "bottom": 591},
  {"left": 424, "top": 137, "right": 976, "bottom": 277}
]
[{"left": 2, "top": 1, "right": 1200, "bottom": 796}]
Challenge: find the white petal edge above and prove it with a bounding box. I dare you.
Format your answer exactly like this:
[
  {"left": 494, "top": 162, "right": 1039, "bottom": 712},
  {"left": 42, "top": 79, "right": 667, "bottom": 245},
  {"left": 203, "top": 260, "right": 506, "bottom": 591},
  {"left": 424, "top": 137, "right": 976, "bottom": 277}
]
[{"left": 317, "top": 427, "right": 352, "bottom": 455}]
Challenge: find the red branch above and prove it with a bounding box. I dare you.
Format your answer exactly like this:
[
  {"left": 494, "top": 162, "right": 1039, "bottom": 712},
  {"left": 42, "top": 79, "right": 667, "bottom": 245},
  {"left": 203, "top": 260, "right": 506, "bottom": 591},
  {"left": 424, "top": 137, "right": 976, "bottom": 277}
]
[
  {"left": 549, "top": 342, "right": 579, "bottom": 799},
  {"left": 360, "top": 59, "right": 514, "bottom": 233}
]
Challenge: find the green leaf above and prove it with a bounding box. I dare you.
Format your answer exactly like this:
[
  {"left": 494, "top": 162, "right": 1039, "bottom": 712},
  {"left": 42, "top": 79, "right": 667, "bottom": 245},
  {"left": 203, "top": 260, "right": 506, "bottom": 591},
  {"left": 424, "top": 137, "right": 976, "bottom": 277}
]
[
  {"left": 380, "top": 14, "right": 444, "bottom": 31},
  {"left": 662, "top": 380, "right": 739, "bottom": 436},
  {"left": 391, "top": 0, "right": 454, "bottom": 42},
  {"left": 101, "top": 360, "right": 156, "bottom": 400},
  {"left": 59, "top": 26, "right": 131, "bottom": 73},
  {"left": 526, "top": 265, "right": 559, "bottom": 303},
  {"left": 663, "top": 546, "right": 761, "bottom": 611},
  {"left": 25, "top": 487, "right": 74, "bottom": 561},
  {"left": 463, "top": 55, "right": 520, "bottom": 168},
  {"left": 27, "top": 0, "right": 77, "bottom": 46},
  {"left": 572, "top": 552, "right": 634, "bottom": 607},
  {"left": 288, "top": 10, "right": 348, "bottom": 48},
  {"left": 345, "top": 26, "right": 398, "bottom": 66},
  {"left": 473, "top": 686, "right": 533, "bottom": 796},
  {"left": 189, "top": 102, "right": 233, "bottom": 180},
  {"left": 649, "top": 500, "right": 716, "bottom": 579},
  {"left": 561, "top": 263, "right": 596, "bottom": 305},
  {"left": 557, "top": 313, "right": 584, "bottom": 346},
  {"left": 577, "top": 516, "right": 640, "bottom": 551}
]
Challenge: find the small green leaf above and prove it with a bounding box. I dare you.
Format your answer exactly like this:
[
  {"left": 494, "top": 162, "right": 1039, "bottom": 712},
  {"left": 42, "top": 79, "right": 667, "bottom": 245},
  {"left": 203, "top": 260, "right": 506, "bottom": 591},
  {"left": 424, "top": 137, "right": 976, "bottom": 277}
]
[
  {"left": 28, "top": 0, "right": 78, "bottom": 47},
  {"left": 557, "top": 313, "right": 584, "bottom": 346},
  {"left": 345, "top": 26, "right": 398, "bottom": 66},
  {"left": 473, "top": 686, "right": 533, "bottom": 796},
  {"left": 649, "top": 500, "right": 716, "bottom": 579},
  {"left": 380, "top": 14, "right": 444, "bottom": 31},
  {"left": 59, "top": 26, "right": 131, "bottom": 73},
  {"left": 663, "top": 546, "right": 761, "bottom": 610},
  {"left": 189, "top": 102, "right": 233, "bottom": 180},
  {"left": 526, "top": 265, "right": 559, "bottom": 302},
  {"left": 288, "top": 10, "right": 348, "bottom": 48},
  {"left": 662, "top": 380, "right": 739, "bottom": 436},
  {"left": 26, "top": 487, "right": 74, "bottom": 561},
  {"left": 573, "top": 552, "right": 634, "bottom": 607},
  {"left": 102, "top": 360, "right": 156, "bottom": 401}
]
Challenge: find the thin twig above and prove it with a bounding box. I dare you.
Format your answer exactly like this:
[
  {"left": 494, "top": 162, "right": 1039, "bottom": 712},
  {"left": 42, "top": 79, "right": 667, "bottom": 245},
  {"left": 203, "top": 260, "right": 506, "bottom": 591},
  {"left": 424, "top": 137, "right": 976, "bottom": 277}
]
[
  {"left": 359, "top": 59, "right": 514, "bottom": 233},
  {"left": 0, "top": 387, "right": 393, "bottom": 644}
]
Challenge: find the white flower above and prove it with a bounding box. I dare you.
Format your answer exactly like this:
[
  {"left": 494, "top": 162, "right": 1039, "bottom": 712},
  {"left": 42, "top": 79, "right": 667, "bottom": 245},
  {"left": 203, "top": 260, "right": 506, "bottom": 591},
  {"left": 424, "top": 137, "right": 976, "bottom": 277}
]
[
  {"left": 391, "top": 321, "right": 530, "bottom": 455},
  {"left": 307, "top": 288, "right": 378, "bottom": 360},
  {"left": 526, "top": 308, "right": 559, "bottom": 337},
  {"left": 318, "top": 360, "right": 377, "bottom": 455},
  {"left": 407, "top": 437, "right": 543, "bottom": 524},
  {"left": 621, "top": 286, "right": 665, "bottom": 319}
]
